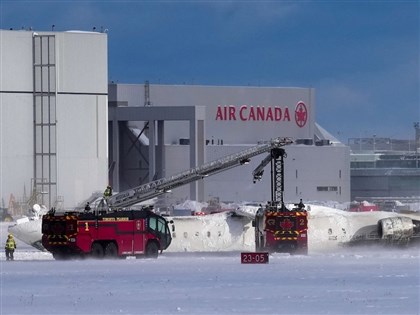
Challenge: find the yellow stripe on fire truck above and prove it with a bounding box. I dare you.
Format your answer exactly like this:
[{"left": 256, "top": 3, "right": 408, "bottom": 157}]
[
  {"left": 266, "top": 211, "right": 307, "bottom": 217},
  {"left": 273, "top": 237, "right": 298, "bottom": 241},
  {"left": 46, "top": 215, "right": 77, "bottom": 221},
  {"left": 273, "top": 230, "right": 299, "bottom": 235},
  {"left": 48, "top": 235, "right": 69, "bottom": 240},
  {"left": 266, "top": 229, "right": 307, "bottom": 234},
  {"left": 47, "top": 235, "right": 69, "bottom": 244}
]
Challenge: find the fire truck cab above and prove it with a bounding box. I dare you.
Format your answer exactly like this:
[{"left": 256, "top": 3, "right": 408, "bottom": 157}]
[{"left": 42, "top": 209, "right": 172, "bottom": 259}]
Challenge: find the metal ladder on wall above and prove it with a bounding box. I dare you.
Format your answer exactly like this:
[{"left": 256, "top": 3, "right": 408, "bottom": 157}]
[{"left": 32, "top": 34, "right": 58, "bottom": 208}]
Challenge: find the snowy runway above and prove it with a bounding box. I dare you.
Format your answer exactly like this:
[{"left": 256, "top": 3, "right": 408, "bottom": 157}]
[{"left": 1, "top": 247, "right": 419, "bottom": 315}]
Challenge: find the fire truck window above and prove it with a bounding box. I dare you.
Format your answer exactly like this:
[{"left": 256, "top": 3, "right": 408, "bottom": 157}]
[
  {"left": 148, "top": 217, "right": 157, "bottom": 230},
  {"left": 148, "top": 217, "right": 167, "bottom": 234},
  {"left": 157, "top": 218, "right": 165, "bottom": 233}
]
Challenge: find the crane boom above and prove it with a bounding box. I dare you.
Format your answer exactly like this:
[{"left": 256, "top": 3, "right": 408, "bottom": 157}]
[
  {"left": 108, "top": 137, "right": 293, "bottom": 209},
  {"left": 252, "top": 154, "right": 272, "bottom": 183}
]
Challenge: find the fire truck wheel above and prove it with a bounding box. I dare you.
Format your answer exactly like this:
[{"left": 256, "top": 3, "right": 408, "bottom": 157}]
[
  {"left": 52, "top": 252, "right": 68, "bottom": 260},
  {"left": 294, "top": 248, "right": 308, "bottom": 255},
  {"left": 145, "top": 241, "right": 159, "bottom": 258},
  {"left": 104, "top": 242, "right": 118, "bottom": 258},
  {"left": 91, "top": 242, "right": 104, "bottom": 259},
  {"left": 255, "top": 233, "right": 264, "bottom": 251}
]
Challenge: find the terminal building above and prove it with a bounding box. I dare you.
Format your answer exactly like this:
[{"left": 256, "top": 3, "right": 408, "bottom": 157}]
[
  {"left": 348, "top": 127, "right": 420, "bottom": 203},
  {"left": 1, "top": 29, "right": 350, "bottom": 212}
]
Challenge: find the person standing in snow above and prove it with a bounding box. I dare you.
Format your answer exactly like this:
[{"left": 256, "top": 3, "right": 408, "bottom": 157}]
[{"left": 5, "top": 234, "right": 17, "bottom": 261}]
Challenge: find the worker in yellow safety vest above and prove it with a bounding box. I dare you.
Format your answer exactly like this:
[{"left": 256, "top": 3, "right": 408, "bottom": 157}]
[{"left": 5, "top": 234, "right": 17, "bottom": 261}]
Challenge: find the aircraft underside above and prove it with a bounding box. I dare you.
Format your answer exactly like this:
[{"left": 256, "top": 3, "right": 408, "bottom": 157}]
[{"left": 8, "top": 204, "right": 420, "bottom": 255}]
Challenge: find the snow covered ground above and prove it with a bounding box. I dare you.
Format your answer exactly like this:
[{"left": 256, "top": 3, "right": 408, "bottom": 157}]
[{"left": 1, "top": 223, "right": 419, "bottom": 315}]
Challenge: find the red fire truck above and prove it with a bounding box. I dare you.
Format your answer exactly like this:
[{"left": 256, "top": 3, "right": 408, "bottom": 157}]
[
  {"left": 254, "top": 203, "right": 308, "bottom": 254},
  {"left": 349, "top": 201, "right": 379, "bottom": 212},
  {"left": 42, "top": 208, "right": 173, "bottom": 259},
  {"left": 252, "top": 148, "right": 308, "bottom": 254},
  {"left": 41, "top": 137, "right": 294, "bottom": 259}
]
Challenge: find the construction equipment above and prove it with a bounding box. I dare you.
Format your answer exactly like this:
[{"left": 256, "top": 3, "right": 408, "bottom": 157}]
[{"left": 253, "top": 147, "right": 308, "bottom": 254}]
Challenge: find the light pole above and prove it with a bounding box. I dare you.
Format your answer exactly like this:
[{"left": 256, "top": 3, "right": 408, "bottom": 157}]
[
  {"left": 373, "top": 134, "right": 376, "bottom": 152},
  {"left": 373, "top": 134, "right": 376, "bottom": 169}
]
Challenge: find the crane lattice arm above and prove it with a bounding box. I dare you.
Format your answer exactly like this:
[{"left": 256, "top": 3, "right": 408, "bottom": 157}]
[
  {"left": 252, "top": 147, "right": 287, "bottom": 208},
  {"left": 108, "top": 137, "right": 293, "bottom": 209}
]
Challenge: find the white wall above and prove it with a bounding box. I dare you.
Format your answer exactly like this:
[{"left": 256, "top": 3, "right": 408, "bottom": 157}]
[
  {"left": 163, "top": 144, "right": 350, "bottom": 204},
  {"left": 57, "top": 32, "right": 108, "bottom": 94},
  {"left": 0, "top": 31, "right": 34, "bottom": 208},
  {"left": 0, "top": 30, "right": 108, "bottom": 209},
  {"left": 56, "top": 94, "right": 108, "bottom": 206},
  {"left": 0, "top": 31, "right": 33, "bottom": 92},
  {"left": 285, "top": 145, "right": 350, "bottom": 202},
  {"left": 0, "top": 94, "right": 34, "bottom": 202}
]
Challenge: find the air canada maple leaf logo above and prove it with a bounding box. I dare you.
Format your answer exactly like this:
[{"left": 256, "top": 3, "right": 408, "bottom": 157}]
[
  {"left": 295, "top": 101, "right": 307, "bottom": 128},
  {"left": 280, "top": 218, "right": 294, "bottom": 230}
]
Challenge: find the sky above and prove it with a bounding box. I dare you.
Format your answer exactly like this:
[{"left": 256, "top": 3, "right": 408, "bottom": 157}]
[{"left": 0, "top": 0, "right": 419, "bottom": 143}]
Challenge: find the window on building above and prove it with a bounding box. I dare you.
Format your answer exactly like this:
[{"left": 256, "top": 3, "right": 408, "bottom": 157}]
[{"left": 317, "top": 186, "right": 338, "bottom": 192}]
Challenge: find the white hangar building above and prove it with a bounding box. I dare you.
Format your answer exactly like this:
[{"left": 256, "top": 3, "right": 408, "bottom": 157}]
[
  {"left": 108, "top": 84, "right": 350, "bottom": 205},
  {"left": 0, "top": 29, "right": 349, "bottom": 212},
  {"left": 0, "top": 30, "right": 108, "bottom": 211}
]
